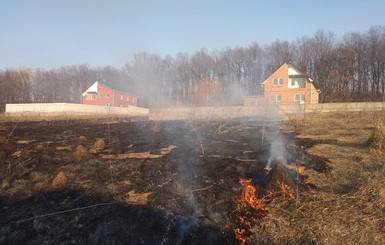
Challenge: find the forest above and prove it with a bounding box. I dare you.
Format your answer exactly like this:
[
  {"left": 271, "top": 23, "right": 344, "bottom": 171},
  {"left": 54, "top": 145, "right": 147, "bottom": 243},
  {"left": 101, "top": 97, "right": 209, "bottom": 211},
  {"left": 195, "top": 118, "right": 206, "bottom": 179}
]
[{"left": 1, "top": 26, "right": 385, "bottom": 111}]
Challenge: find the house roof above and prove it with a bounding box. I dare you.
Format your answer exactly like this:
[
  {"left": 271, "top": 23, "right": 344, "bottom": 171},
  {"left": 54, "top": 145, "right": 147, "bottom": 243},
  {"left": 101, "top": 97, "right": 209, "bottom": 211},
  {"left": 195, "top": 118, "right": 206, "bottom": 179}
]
[
  {"left": 82, "top": 81, "right": 137, "bottom": 97},
  {"left": 261, "top": 61, "right": 316, "bottom": 86}
]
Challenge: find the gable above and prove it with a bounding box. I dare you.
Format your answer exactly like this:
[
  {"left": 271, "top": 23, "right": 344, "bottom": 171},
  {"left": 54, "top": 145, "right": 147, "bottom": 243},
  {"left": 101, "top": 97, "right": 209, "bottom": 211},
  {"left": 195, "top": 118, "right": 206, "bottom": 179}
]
[
  {"left": 82, "top": 81, "right": 99, "bottom": 96},
  {"left": 262, "top": 62, "right": 317, "bottom": 87},
  {"left": 288, "top": 66, "right": 303, "bottom": 76},
  {"left": 82, "top": 81, "right": 138, "bottom": 98},
  {"left": 262, "top": 63, "right": 288, "bottom": 85}
]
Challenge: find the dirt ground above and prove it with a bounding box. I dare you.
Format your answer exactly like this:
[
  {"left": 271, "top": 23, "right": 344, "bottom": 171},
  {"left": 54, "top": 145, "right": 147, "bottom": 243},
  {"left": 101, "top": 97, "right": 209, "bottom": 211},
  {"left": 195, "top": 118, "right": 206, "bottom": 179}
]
[{"left": 0, "top": 112, "right": 384, "bottom": 244}]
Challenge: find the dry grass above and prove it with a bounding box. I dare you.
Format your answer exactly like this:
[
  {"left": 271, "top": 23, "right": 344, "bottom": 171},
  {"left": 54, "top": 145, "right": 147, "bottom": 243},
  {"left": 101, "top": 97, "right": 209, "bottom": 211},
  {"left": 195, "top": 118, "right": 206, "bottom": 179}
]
[
  {"left": 367, "top": 121, "right": 385, "bottom": 155},
  {"left": 250, "top": 111, "right": 385, "bottom": 244}
]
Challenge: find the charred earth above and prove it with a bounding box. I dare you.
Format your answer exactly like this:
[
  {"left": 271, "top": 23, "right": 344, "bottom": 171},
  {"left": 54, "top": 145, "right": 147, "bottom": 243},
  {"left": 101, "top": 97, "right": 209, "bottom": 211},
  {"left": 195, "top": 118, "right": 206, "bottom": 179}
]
[{"left": 0, "top": 118, "right": 328, "bottom": 244}]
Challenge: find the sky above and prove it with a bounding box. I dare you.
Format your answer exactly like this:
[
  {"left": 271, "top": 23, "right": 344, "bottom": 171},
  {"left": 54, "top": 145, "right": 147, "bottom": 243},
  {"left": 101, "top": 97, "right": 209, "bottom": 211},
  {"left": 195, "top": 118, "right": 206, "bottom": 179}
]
[{"left": 1, "top": 0, "right": 384, "bottom": 69}]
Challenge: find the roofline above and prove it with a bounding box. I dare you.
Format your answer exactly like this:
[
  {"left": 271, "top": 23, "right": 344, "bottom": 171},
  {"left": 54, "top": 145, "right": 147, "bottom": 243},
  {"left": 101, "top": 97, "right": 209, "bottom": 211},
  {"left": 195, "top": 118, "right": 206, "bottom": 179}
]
[
  {"left": 261, "top": 62, "right": 287, "bottom": 85},
  {"left": 261, "top": 61, "right": 318, "bottom": 88},
  {"left": 287, "top": 61, "right": 317, "bottom": 84},
  {"left": 97, "top": 81, "right": 138, "bottom": 97}
]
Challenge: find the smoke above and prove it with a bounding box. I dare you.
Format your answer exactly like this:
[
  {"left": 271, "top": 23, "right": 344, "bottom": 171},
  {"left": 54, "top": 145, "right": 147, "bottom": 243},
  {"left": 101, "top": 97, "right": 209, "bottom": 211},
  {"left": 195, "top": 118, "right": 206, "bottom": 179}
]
[
  {"left": 223, "top": 83, "right": 249, "bottom": 106},
  {"left": 265, "top": 130, "right": 289, "bottom": 169},
  {"left": 261, "top": 101, "right": 290, "bottom": 170}
]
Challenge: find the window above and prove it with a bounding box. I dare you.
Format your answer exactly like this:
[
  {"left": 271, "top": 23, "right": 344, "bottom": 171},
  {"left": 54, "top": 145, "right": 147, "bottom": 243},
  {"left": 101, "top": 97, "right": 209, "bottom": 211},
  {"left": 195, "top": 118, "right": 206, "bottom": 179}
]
[
  {"left": 289, "top": 77, "right": 305, "bottom": 88},
  {"left": 91, "top": 94, "right": 96, "bottom": 100},
  {"left": 270, "top": 95, "right": 275, "bottom": 101},
  {"left": 126, "top": 97, "right": 129, "bottom": 101},
  {"left": 99, "top": 93, "right": 103, "bottom": 98},
  {"left": 120, "top": 95, "right": 123, "bottom": 100},
  {"left": 132, "top": 97, "right": 135, "bottom": 102},
  {"left": 106, "top": 93, "right": 110, "bottom": 98},
  {"left": 274, "top": 78, "right": 284, "bottom": 86},
  {"left": 276, "top": 95, "right": 282, "bottom": 102},
  {"left": 294, "top": 94, "right": 305, "bottom": 102},
  {"left": 298, "top": 78, "right": 305, "bottom": 88}
]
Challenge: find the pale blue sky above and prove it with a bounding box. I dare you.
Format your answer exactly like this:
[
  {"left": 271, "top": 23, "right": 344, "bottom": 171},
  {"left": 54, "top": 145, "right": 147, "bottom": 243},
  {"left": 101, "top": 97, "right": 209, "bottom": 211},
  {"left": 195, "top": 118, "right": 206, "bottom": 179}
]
[{"left": 1, "top": 0, "right": 384, "bottom": 69}]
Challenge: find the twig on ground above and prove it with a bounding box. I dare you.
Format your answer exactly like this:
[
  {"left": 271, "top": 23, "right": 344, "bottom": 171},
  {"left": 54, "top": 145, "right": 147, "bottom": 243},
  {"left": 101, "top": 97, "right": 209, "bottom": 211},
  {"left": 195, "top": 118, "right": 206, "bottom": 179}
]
[
  {"left": 12, "top": 158, "right": 31, "bottom": 171},
  {"left": 15, "top": 202, "right": 113, "bottom": 223},
  {"left": 6, "top": 121, "right": 19, "bottom": 144},
  {"left": 192, "top": 185, "right": 213, "bottom": 193},
  {"left": 186, "top": 121, "right": 205, "bottom": 155}
]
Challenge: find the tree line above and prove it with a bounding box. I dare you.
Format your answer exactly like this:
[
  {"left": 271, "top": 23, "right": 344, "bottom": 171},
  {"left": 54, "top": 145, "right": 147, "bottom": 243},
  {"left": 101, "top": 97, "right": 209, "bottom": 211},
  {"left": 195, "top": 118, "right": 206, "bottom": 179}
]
[{"left": 1, "top": 26, "right": 385, "bottom": 111}]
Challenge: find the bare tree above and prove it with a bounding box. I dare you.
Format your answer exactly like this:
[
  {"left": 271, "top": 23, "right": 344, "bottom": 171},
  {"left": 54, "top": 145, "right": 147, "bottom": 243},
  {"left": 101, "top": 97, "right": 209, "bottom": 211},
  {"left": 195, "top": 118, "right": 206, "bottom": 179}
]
[{"left": 265, "top": 40, "right": 292, "bottom": 74}]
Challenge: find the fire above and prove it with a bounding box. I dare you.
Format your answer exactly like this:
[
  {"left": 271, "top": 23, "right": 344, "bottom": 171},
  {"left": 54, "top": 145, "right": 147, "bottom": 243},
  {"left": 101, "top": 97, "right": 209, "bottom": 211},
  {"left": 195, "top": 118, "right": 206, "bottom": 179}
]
[
  {"left": 289, "top": 164, "right": 305, "bottom": 174},
  {"left": 233, "top": 167, "right": 309, "bottom": 244},
  {"left": 277, "top": 180, "right": 296, "bottom": 199},
  {"left": 234, "top": 228, "right": 246, "bottom": 245},
  {"left": 238, "top": 178, "right": 268, "bottom": 213},
  {"left": 289, "top": 164, "right": 317, "bottom": 189},
  {"left": 234, "top": 178, "right": 268, "bottom": 244}
]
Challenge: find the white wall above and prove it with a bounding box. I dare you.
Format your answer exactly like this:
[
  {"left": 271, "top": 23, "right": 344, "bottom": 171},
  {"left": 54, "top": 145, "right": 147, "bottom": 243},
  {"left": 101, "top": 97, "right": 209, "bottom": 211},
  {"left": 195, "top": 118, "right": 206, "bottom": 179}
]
[
  {"left": 5, "top": 103, "right": 149, "bottom": 116},
  {"left": 5, "top": 102, "right": 385, "bottom": 121}
]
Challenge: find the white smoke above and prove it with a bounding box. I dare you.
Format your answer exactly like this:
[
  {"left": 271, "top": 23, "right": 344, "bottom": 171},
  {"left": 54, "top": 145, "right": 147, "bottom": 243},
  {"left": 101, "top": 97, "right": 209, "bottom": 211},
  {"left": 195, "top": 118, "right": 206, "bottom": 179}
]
[{"left": 265, "top": 130, "right": 289, "bottom": 169}]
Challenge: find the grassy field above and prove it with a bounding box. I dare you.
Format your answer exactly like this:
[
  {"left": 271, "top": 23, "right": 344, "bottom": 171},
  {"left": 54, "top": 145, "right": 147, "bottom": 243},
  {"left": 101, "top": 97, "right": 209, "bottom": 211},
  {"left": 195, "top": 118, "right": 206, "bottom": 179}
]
[
  {"left": 0, "top": 111, "right": 384, "bottom": 244},
  {"left": 252, "top": 111, "right": 385, "bottom": 244}
]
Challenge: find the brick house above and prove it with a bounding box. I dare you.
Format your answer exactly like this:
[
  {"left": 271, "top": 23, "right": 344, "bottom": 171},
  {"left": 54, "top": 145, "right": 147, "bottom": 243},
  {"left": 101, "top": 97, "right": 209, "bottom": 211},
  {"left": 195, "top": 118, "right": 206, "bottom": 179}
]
[
  {"left": 82, "top": 81, "right": 138, "bottom": 107},
  {"left": 244, "top": 61, "right": 319, "bottom": 106}
]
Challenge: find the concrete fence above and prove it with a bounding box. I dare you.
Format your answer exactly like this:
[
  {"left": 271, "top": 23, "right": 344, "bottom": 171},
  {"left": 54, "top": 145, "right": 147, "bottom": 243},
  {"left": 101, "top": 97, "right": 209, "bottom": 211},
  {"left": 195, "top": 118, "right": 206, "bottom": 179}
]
[
  {"left": 149, "top": 105, "right": 285, "bottom": 121},
  {"left": 5, "top": 103, "right": 149, "bottom": 117},
  {"left": 3, "top": 102, "right": 385, "bottom": 121},
  {"left": 149, "top": 102, "right": 385, "bottom": 121},
  {"left": 279, "top": 102, "right": 385, "bottom": 114}
]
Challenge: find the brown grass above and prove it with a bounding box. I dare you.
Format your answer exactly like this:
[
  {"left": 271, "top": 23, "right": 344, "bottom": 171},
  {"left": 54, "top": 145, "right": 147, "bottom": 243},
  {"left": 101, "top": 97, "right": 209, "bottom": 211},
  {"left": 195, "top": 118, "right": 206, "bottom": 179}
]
[
  {"left": 250, "top": 111, "right": 385, "bottom": 244},
  {"left": 367, "top": 122, "right": 385, "bottom": 155},
  {"left": 72, "top": 145, "right": 88, "bottom": 161}
]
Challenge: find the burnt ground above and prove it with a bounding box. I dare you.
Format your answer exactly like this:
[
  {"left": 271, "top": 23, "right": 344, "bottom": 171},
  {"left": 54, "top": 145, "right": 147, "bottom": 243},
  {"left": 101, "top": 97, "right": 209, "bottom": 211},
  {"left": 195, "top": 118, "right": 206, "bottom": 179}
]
[{"left": 1, "top": 114, "right": 384, "bottom": 244}]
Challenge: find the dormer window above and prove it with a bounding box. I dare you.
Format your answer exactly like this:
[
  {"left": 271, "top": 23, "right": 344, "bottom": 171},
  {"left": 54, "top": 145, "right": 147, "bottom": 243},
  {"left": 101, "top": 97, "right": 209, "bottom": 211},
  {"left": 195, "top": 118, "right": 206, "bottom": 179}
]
[{"left": 289, "top": 77, "right": 305, "bottom": 88}]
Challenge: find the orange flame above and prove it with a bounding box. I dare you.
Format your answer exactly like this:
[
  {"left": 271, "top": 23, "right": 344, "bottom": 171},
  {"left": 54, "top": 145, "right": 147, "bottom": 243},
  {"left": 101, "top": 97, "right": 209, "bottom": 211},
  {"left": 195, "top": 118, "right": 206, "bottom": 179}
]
[
  {"left": 239, "top": 178, "right": 268, "bottom": 213},
  {"left": 277, "top": 180, "right": 296, "bottom": 199},
  {"left": 234, "top": 178, "right": 268, "bottom": 244},
  {"left": 234, "top": 228, "right": 246, "bottom": 245},
  {"left": 289, "top": 164, "right": 317, "bottom": 189},
  {"left": 289, "top": 164, "right": 305, "bottom": 174}
]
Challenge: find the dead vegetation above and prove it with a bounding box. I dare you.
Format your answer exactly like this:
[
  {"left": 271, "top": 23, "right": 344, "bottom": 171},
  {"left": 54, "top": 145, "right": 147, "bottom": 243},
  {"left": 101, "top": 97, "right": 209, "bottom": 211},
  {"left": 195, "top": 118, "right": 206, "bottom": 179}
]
[
  {"left": 0, "top": 112, "right": 384, "bottom": 244},
  {"left": 251, "top": 111, "right": 385, "bottom": 244},
  {"left": 367, "top": 121, "right": 385, "bottom": 155}
]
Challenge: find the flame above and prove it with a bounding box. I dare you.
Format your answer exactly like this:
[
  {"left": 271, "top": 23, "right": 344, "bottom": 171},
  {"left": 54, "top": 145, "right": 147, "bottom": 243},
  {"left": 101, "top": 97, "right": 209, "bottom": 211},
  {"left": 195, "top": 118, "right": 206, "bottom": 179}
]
[
  {"left": 232, "top": 165, "right": 313, "bottom": 243},
  {"left": 234, "top": 178, "right": 268, "bottom": 244},
  {"left": 239, "top": 178, "right": 268, "bottom": 213},
  {"left": 289, "top": 164, "right": 317, "bottom": 189},
  {"left": 289, "top": 164, "right": 305, "bottom": 174},
  {"left": 277, "top": 180, "right": 296, "bottom": 199},
  {"left": 234, "top": 228, "right": 246, "bottom": 245}
]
